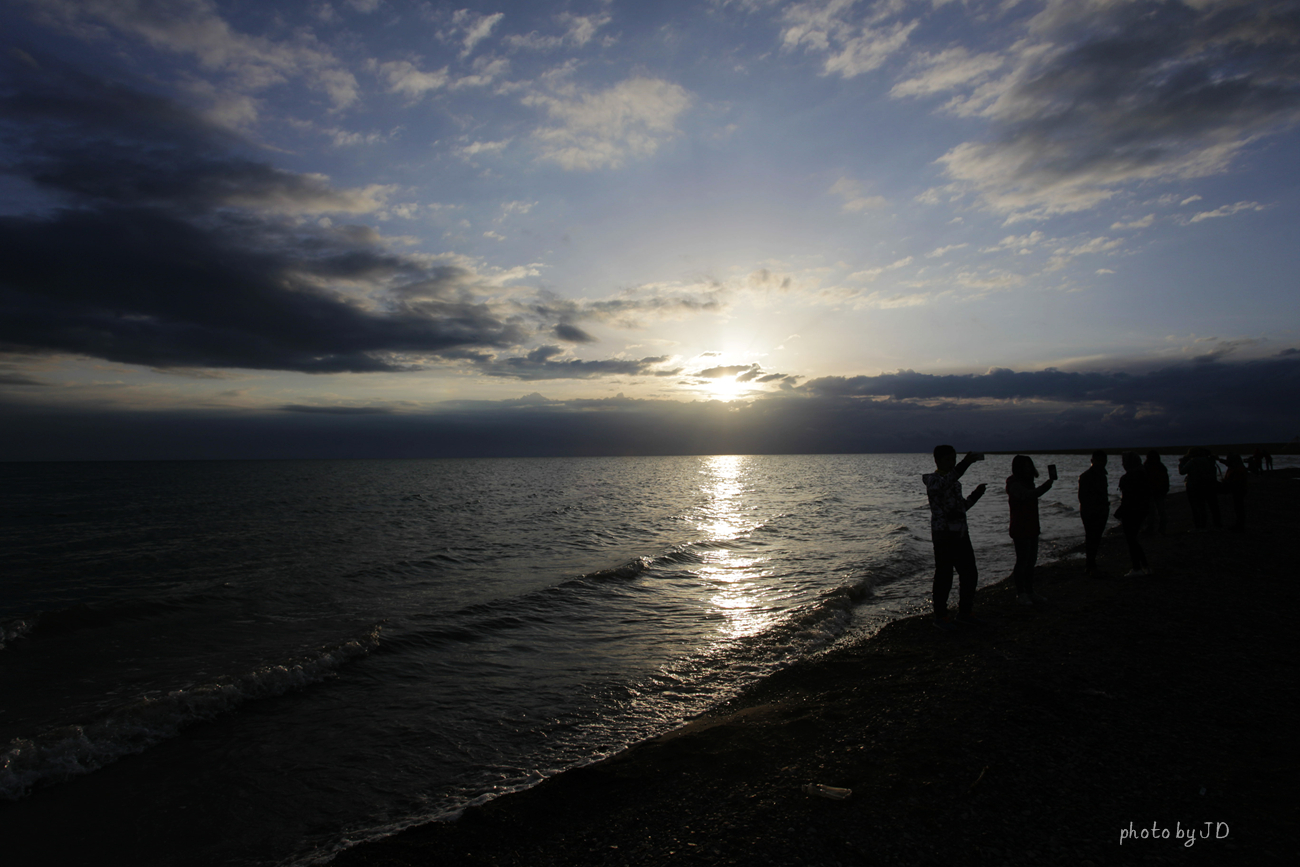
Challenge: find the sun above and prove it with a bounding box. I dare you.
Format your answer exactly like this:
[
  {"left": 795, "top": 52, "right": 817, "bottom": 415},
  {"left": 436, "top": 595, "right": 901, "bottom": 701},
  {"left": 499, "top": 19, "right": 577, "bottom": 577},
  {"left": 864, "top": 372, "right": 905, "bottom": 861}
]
[{"left": 704, "top": 376, "right": 751, "bottom": 402}]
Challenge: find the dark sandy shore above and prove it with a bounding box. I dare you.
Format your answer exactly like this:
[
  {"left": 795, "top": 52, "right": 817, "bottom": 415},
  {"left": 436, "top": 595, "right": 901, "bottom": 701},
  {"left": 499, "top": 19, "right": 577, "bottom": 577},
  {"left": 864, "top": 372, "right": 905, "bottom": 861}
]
[{"left": 333, "top": 470, "right": 1299, "bottom": 867}]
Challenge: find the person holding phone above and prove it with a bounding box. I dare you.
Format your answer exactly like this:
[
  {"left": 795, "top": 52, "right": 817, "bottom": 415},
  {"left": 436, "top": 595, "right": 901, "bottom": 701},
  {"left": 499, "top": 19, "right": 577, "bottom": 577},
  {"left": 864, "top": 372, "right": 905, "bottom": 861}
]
[
  {"left": 923, "top": 445, "right": 988, "bottom": 630},
  {"left": 1005, "top": 455, "right": 1054, "bottom": 606}
]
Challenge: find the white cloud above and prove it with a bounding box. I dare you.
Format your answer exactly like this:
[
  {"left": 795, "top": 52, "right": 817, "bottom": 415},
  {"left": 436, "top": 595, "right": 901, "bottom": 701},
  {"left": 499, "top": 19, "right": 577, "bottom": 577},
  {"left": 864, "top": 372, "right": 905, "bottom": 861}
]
[
  {"left": 1181, "top": 195, "right": 1203, "bottom": 206},
  {"left": 380, "top": 60, "right": 450, "bottom": 97},
  {"left": 1188, "top": 201, "right": 1267, "bottom": 223},
  {"left": 926, "top": 243, "right": 969, "bottom": 258},
  {"left": 890, "top": 47, "right": 1006, "bottom": 98},
  {"left": 1046, "top": 236, "right": 1124, "bottom": 271},
  {"left": 1111, "top": 214, "right": 1155, "bottom": 230},
  {"left": 505, "top": 12, "right": 612, "bottom": 50},
  {"left": 830, "top": 177, "right": 888, "bottom": 213},
  {"left": 501, "top": 201, "right": 536, "bottom": 216},
  {"left": 982, "top": 230, "right": 1046, "bottom": 253},
  {"left": 856, "top": 290, "right": 932, "bottom": 309},
  {"left": 457, "top": 139, "right": 512, "bottom": 160},
  {"left": 525, "top": 77, "right": 692, "bottom": 171},
  {"left": 453, "top": 10, "right": 504, "bottom": 57},
  {"left": 849, "top": 254, "right": 913, "bottom": 282},
  {"left": 780, "top": 0, "right": 919, "bottom": 78},
  {"left": 449, "top": 56, "right": 511, "bottom": 90},
  {"left": 224, "top": 175, "right": 397, "bottom": 216},
  {"left": 33, "top": 0, "right": 361, "bottom": 111}
]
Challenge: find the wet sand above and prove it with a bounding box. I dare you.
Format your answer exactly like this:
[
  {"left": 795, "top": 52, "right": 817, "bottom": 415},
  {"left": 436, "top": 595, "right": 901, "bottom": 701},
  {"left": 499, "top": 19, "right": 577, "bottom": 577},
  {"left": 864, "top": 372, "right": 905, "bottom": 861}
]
[{"left": 332, "top": 470, "right": 1298, "bottom": 867}]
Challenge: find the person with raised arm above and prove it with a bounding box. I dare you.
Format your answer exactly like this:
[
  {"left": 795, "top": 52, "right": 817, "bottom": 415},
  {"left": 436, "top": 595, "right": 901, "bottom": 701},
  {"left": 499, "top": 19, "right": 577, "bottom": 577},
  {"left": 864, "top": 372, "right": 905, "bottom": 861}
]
[{"left": 923, "top": 445, "right": 988, "bottom": 631}]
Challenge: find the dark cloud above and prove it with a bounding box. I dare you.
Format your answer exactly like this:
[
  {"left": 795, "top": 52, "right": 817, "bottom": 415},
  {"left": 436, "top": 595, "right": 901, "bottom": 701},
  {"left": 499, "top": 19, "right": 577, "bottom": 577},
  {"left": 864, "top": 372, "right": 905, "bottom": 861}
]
[
  {"left": 470, "top": 345, "right": 677, "bottom": 380},
  {"left": 800, "top": 357, "right": 1300, "bottom": 418},
  {"left": 553, "top": 323, "right": 597, "bottom": 343},
  {"left": 0, "top": 54, "right": 524, "bottom": 373},
  {"left": 279, "top": 404, "right": 394, "bottom": 415},
  {"left": 694, "top": 364, "right": 756, "bottom": 379}
]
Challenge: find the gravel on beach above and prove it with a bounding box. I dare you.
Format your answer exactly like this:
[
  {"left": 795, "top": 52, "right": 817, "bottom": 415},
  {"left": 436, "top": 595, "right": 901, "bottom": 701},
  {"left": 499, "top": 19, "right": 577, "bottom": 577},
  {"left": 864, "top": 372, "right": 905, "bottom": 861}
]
[{"left": 332, "top": 470, "right": 1299, "bottom": 867}]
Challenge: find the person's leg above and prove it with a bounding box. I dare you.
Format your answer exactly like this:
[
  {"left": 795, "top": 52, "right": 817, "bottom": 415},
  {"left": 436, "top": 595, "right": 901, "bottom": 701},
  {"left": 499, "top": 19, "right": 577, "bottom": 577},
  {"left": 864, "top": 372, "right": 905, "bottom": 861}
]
[
  {"left": 1084, "top": 516, "right": 1106, "bottom": 573},
  {"left": 1233, "top": 490, "right": 1246, "bottom": 530},
  {"left": 1207, "top": 486, "right": 1222, "bottom": 527},
  {"left": 1188, "top": 487, "right": 1206, "bottom": 529},
  {"left": 932, "top": 532, "right": 956, "bottom": 619},
  {"left": 1012, "top": 535, "right": 1037, "bottom": 595},
  {"left": 1155, "top": 495, "right": 1167, "bottom": 535},
  {"left": 1124, "top": 519, "right": 1147, "bottom": 571},
  {"left": 1011, "top": 535, "right": 1028, "bottom": 594},
  {"left": 954, "top": 532, "right": 979, "bottom": 617},
  {"left": 1023, "top": 535, "right": 1039, "bottom": 595}
]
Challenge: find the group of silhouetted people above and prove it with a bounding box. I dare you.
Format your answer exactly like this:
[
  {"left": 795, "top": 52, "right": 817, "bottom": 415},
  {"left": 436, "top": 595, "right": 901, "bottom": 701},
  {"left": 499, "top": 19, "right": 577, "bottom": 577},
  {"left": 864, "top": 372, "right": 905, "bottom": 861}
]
[{"left": 923, "top": 443, "right": 1269, "bottom": 630}]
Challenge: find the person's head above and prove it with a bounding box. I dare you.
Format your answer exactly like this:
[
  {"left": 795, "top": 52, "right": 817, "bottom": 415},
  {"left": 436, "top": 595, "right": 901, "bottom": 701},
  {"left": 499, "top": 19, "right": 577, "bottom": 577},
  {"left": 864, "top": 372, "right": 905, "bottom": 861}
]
[
  {"left": 1227, "top": 453, "right": 1243, "bottom": 467},
  {"left": 1145, "top": 449, "right": 1162, "bottom": 465},
  {"left": 1122, "top": 451, "right": 1142, "bottom": 473},
  {"left": 1091, "top": 449, "right": 1108, "bottom": 469},
  {"left": 933, "top": 444, "right": 957, "bottom": 472},
  {"left": 1011, "top": 454, "right": 1037, "bottom": 481}
]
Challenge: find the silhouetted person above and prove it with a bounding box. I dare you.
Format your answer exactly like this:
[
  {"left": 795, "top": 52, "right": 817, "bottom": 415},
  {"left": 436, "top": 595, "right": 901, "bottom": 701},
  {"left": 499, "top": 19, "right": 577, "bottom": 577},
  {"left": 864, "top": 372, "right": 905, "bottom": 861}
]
[
  {"left": 1249, "top": 447, "right": 1273, "bottom": 474},
  {"left": 1179, "top": 446, "right": 1221, "bottom": 531},
  {"left": 1221, "top": 453, "right": 1248, "bottom": 531},
  {"left": 1077, "top": 450, "right": 1110, "bottom": 575},
  {"left": 1117, "top": 452, "right": 1151, "bottom": 576},
  {"left": 1006, "top": 455, "right": 1054, "bottom": 605},
  {"left": 923, "top": 445, "right": 988, "bottom": 630},
  {"left": 1143, "top": 449, "right": 1170, "bottom": 536}
]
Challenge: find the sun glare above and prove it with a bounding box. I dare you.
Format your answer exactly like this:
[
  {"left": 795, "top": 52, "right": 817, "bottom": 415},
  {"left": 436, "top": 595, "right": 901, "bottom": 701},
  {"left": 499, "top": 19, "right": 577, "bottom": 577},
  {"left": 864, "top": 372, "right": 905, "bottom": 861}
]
[{"left": 705, "top": 377, "right": 749, "bottom": 402}]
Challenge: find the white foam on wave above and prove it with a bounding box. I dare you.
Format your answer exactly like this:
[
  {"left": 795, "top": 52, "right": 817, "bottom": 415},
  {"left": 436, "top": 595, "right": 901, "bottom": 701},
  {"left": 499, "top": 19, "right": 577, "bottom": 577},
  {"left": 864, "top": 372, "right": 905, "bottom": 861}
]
[
  {"left": 0, "top": 618, "right": 35, "bottom": 651},
  {"left": 0, "top": 624, "right": 382, "bottom": 801}
]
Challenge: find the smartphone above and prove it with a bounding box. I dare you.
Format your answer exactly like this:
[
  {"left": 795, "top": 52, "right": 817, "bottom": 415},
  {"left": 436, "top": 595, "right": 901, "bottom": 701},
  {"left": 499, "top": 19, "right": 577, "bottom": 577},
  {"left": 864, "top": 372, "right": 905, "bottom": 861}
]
[{"left": 1048, "top": 464, "right": 1058, "bottom": 480}]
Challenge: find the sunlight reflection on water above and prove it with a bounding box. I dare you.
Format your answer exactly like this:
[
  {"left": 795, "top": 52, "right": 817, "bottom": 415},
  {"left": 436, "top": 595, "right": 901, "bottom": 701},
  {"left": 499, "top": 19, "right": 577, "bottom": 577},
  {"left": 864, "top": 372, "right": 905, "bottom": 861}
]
[{"left": 696, "top": 455, "right": 777, "bottom": 640}]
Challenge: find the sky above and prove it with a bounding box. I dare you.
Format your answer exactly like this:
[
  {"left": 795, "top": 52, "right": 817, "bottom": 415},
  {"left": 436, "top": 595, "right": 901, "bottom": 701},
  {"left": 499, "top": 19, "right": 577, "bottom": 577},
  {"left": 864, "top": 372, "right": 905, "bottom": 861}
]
[{"left": 2, "top": 0, "right": 1299, "bottom": 460}]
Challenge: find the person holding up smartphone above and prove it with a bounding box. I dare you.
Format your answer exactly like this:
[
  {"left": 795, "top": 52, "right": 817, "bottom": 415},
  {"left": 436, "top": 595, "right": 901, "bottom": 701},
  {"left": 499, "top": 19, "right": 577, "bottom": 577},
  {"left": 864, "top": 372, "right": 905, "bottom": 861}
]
[
  {"left": 923, "top": 445, "right": 988, "bottom": 630},
  {"left": 1006, "top": 455, "right": 1054, "bottom": 606}
]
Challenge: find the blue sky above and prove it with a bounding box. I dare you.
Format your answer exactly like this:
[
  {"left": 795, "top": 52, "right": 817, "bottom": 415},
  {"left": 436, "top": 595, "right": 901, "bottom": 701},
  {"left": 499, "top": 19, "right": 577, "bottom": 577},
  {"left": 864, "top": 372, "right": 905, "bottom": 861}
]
[{"left": 2, "top": 0, "right": 1298, "bottom": 458}]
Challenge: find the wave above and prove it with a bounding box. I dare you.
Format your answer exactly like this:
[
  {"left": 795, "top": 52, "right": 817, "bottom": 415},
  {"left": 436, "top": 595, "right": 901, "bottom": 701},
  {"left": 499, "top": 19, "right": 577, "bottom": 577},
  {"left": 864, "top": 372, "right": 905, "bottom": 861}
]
[
  {"left": 0, "top": 624, "right": 382, "bottom": 801},
  {"left": 0, "top": 597, "right": 217, "bottom": 646},
  {"left": 0, "top": 617, "right": 35, "bottom": 650}
]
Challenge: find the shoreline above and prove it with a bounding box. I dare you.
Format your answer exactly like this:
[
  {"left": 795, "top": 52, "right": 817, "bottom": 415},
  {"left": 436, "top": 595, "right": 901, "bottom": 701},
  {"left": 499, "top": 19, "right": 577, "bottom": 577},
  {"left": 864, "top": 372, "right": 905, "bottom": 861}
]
[{"left": 332, "top": 470, "right": 1297, "bottom": 866}]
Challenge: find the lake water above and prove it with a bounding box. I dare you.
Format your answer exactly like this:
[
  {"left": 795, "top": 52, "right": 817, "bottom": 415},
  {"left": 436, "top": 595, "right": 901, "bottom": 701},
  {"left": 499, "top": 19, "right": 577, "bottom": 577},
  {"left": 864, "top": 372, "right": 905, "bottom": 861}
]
[{"left": 0, "top": 453, "right": 1183, "bottom": 864}]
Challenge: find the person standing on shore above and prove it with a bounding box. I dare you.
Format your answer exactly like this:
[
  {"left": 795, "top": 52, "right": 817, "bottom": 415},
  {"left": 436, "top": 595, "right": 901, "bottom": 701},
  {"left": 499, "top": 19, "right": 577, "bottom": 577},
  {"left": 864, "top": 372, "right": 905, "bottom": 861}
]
[
  {"left": 1143, "top": 450, "right": 1170, "bottom": 536},
  {"left": 1116, "top": 452, "right": 1151, "bottom": 576},
  {"left": 1179, "top": 447, "right": 1222, "bottom": 531},
  {"left": 1078, "top": 450, "right": 1110, "bottom": 575},
  {"left": 1220, "top": 453, "right": 1248, "bottom": 531},
  {"left": 1006, "top": 455, "right": 1054, "bottom": 606},
  {"left": 923, "top": 445, "right": 988, "bottom": 631}
]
